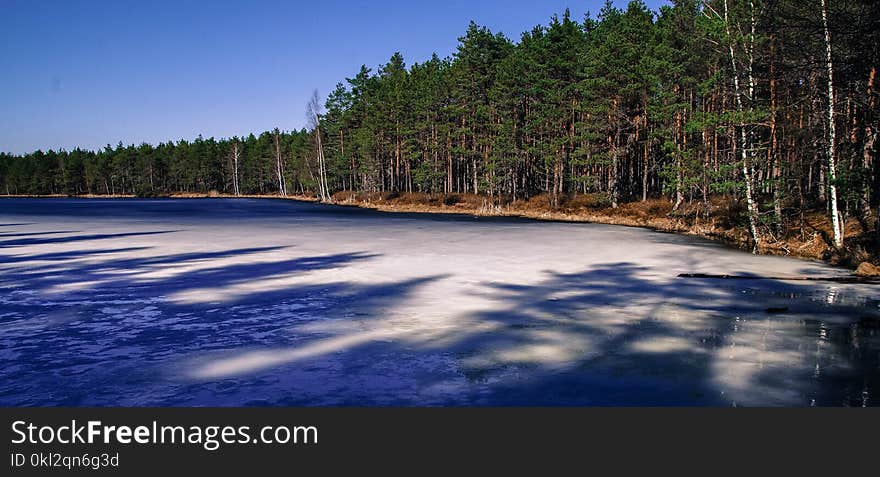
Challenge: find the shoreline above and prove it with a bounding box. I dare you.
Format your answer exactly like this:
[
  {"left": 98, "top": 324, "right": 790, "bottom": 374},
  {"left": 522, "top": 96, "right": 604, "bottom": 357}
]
[{"left": 2, "top": 192, "right": 874, "bottom": 270}]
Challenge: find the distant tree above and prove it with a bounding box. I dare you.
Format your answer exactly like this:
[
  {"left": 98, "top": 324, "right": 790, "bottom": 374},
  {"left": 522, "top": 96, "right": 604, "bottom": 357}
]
[
  {"left": 229, "top": 138, "right": 242, "bottom": 196},
  {"left": 272, "top": 128, "right": 287, "bottom": 197},
  {"left": 307, "top": 90, "right": 330, "bottom": 202}
]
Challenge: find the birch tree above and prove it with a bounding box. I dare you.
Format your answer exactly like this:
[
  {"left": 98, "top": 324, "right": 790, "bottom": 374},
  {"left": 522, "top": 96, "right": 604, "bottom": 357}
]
[
  {"left": 307, "top": 90, "right": 330, "bottom": 202},
  {"left": 715, "top": 0, "right": 761, "bottom": 252},
  {"left": 820, "top": 0, "right": 843, "bottom": 248},
  {"left": 229, "top": 138, "right": 241, "bottom": 196},
  {"left": 272, "top": 128, "right": 287, "bottom": 197}
]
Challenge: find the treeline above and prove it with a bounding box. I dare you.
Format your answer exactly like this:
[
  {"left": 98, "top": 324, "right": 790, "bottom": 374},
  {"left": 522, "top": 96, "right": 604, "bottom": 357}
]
[
  {"left": 0, "top": 130, "right": 314, "bottom": 197},
  {"left": 2, "top": 0, "right": 878, "bottom": 250}
]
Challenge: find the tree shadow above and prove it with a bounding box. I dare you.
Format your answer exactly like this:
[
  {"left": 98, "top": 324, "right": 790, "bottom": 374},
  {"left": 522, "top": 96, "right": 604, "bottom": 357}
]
[
  {"left": 646, "top": 232, "right": 842, "bottom": 278},
  {"left": 168, "top": 262, "right": 880, "bottom": 406},
  {"left": 0, "top": 230, "right": 177, "bottom": 248},
  {"left": 455, "top": 265, "right": 879, "bottom": 406},
  {"left": 1, "top": 236, "right": 877, "bottom": 406},
  {"left": 0, "top": 230, "right": 79, "bottom": 238},
  {"left": 0, "top": 241, "right": 445, "bottom": 406},
  {"left": 0, "top": 247, "right": 153, "bottom": 265},
  {"left": 1, "top": 245, "right": 298, "bottom": 289}
]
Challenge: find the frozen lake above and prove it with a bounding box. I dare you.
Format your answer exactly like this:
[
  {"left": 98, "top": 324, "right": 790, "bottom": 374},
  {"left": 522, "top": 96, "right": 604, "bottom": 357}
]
[{"left": 0, "top": 198, "right": 878, "bottom": 406}]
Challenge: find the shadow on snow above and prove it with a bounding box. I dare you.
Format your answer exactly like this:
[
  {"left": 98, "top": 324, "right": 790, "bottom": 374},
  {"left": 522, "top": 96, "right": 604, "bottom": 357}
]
[{"left": 0, "top": 228, "right": 877, "bottom": 406}]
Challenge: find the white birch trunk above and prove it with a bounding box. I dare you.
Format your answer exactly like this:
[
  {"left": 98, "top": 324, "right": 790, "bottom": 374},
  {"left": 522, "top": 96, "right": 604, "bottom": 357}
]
[
  {"left": 724, "top": 0, "right": 760, "bottom": 252},
  {"left": 821, "top": 0, "right": 843, "bottom": 248},
  {"left": 315, "top": 125, "right": 328, "bottom": 202},
  {"left": 232, "top": 141, "right": 241, "bottom": 196},
  {"left": 274, "top": 131, "right": 287, "bottom": 197}
]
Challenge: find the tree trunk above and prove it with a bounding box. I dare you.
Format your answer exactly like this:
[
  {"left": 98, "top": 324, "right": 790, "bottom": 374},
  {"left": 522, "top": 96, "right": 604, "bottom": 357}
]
[
  {"left": 232, "top": 141, "right": 241, "bottom": 196},
  {"left": 770, "top": 33, "right": 783, "bottom": 237},
  {"left": 273, "top": 130, "right": 287, "bottom": 197},
  {"left": 642, "top": 96, "right": 649, "bottom": 202},
  {"left": 821, "top": 0, "right": 843, "bottom": 248},
  {"left": 315, "top": 125, "right": 329, "bottom": 202},
  {"left": 610, "top": 100, "right": 619, "bottom": 208},
  {"left": 724, "top": 0, "right": 760, "bottom": 252},
  {"left": 673, "top": 109, "right": 684, "bottom": 211},
  {"left": 862, "top": 66, "right": 876, "bottom": 222}
]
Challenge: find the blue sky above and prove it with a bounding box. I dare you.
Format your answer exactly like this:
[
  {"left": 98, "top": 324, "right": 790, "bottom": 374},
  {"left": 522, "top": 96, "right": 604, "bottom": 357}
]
[{"left": 0, "top": 0, "right": 669, "bottom": 154}]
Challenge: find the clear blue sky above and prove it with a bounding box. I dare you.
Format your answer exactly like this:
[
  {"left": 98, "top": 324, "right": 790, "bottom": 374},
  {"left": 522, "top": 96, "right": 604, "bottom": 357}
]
[{"left": 0, "top": 0, "right": 668, "bottom": 154}]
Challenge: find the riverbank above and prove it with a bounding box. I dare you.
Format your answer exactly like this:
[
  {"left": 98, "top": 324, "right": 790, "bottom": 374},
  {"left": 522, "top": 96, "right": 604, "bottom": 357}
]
[
  {"left": 3, "top": 197, "right": 879, "bottom": 405},
  {"left": 3, "top": 191, "right": 877, "bottom": 269},
  {"left": 331, "top": 191, "right": 879, "bottom": 269}
]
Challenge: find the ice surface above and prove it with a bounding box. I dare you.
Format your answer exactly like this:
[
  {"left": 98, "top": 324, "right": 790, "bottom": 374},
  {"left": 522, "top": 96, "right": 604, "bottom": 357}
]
[{"left": 0, "top": 198, "right": 878, "bottom": 406}]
